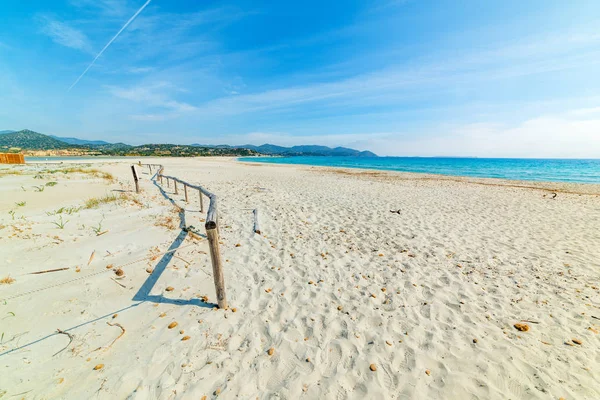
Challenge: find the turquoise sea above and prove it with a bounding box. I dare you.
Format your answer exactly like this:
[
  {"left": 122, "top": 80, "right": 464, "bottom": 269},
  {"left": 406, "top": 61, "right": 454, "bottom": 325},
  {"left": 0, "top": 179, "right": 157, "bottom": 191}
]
[{"left": 239, "top": 156, "right": 600, "bottom": 184}]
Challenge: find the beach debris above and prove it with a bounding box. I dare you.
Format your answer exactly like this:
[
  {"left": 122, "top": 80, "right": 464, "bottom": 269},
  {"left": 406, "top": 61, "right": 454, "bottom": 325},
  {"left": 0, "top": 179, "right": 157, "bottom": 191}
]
[
  {"left": 112, "top": 314, "right": 118, "bottom": 319},
  {"left": 381, "top": 287, "right": 386, "bottom": 292},
  {"left": 369, "top": 364, "right": 377, "bottom": 371},
  {"left": 115, "top": 268, "right": 124, "bottom": 277},
  {"left": 386, "top": 341, "right": 392, "bottom": 346},
  {"left": 87, "top": 250, "right": 95, "bottom": 266},
  {"left": 267, "top": 347, "right": 275, "bottom": 356},
  {"left": 337, "top": 305, "right": 343, "bottom": 311},
  {"left": 182, "top": 336, "right": 191, "bottom": 341},
  {"left": 265, "top": 288, "right": 272, "bottom": 293},
  {"left": 53, "top": 328, "right": 74, "bottom": 356},
  {"left": 215, "top": 388, "right": 221, "bottom": 395},
  {"left": 231, "top": 308, "right": 238, "bottom": 313},
  {"left": 371, "top": 294, "right": 377, "bottom": 298},
  {"left": 514, "top": 323, "right": 530, "bottom": 332},
  {"left": 390, "top": 209, "right": 401, "bottom": 214},
  {"left": 165, "top": 286, "right": 174, "bottom": 292},
  {"left": 159, "top": 312, "right": 166, "bottom": 318},
  {"left": 30, "top": 267, "right": 69, "bottom": 275},
  {"left": 572, "top": 338, "right": 583, "bottom": 345},
  {"left": 473, "top": 338, "right": 478, "bottom": 344},
  {"left": 75, "top": 267, "right": 81, "bottom": 273},
  {"left": 180, "top": 330, "right": 185, "bottom": 334},
  {"left": 306, "top": 357, "right": 311, "bottom": 362},
  {"left": 0, "top": 276, "right": 15, "bottom": 285},
  {"left": 93, "top": 364, "right": 104, "bottom": 370},
  {"left": 106, "top": 322, "right": 125, "bottom": 349},
  {"left": 308, "top": 280, "right": 314, "bottom": 285},
  {"left": 425, "top": 369, "right": 431, "bottom": 376},
  {"left": 235, "top": 243, "right": 241, "bottom": 247},
  {"left": 111, "top": 278, "right": 126, "bottom": 288},
  {"left": 168, "top": 322, "right": 178, "bottom": 329},
  {"left": 146, "top": 268, "right": 153, "bottom": 274}
]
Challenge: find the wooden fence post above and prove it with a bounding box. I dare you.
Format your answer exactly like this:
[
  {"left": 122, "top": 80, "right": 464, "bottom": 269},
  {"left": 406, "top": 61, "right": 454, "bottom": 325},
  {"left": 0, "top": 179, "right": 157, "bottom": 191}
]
[
  {"left": 167, "top": 177, "right": 170, "bottom": 188},
  {"left": 184, "top": 184, "right": 188, "bottom": 202},
  {"left": 198, "top": 189, "right": 204, "bottom": 213},
  {"left": 205, "top": 202, "right": 227, "bottom": 309},
  {"left": 253, "top": 209, "right": 261, "bottom": 234},
  {"left": 148, "top": 164, "right": 151, "bottom": 174},
  {"left": 174, "top": 180, "right": 178, "bottom": 194},
  {"left": 131, "top": 165, "right": 139, "bottom": 193}
]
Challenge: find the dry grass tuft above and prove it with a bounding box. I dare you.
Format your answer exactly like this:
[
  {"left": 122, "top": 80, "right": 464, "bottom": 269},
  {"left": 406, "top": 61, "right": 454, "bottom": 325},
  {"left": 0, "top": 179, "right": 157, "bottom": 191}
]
[
  {"left": 84, "top": 193, "right": 126, "bottom": 209},
  {"left": 1, "top": 275, "right": 15, "bottom": 284}
]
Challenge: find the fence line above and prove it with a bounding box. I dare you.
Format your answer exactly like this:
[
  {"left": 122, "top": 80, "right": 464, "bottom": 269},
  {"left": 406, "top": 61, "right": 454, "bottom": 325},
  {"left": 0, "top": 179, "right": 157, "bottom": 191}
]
[{"left": 138, "top": 163, "right": 227, "bottom": 309}]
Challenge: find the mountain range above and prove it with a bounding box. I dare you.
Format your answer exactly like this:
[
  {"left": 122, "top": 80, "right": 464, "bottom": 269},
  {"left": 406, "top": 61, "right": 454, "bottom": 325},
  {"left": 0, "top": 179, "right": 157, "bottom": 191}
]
[{"left": 0, "top": 129, "right": 377, "bottom": 157}]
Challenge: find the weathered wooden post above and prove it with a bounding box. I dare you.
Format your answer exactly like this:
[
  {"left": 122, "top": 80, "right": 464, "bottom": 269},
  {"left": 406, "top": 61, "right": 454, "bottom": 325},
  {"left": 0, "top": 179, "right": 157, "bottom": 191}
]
[
  {"left": 148, "top": 164, "right": 151, "bottom": 174},
  {"left": 198, "top": 189, "right": 204, "bottom": 213},
  {"left": 167, "top": 177, "right": 170, "bottom": 188},
  {"left": 253, "top": 209, "right": 261, "bottom": 234},
  {"left": 184, "top": 184, "right": 188, "bottom": 202},
  {"left": 205, "top": 196, "right": 227, "bottom": 309},
  {"left": 174, "top": 180, "right": 178, "bottom": 194},
  {"left": 131, "top": 165, "right": 140, "bottom": 193}
]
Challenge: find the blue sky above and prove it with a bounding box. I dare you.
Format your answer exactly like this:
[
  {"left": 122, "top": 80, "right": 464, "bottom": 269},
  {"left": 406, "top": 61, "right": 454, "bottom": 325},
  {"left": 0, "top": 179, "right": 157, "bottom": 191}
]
[{"left": 1, "top": 0, "right": 600, "bottom": 157}]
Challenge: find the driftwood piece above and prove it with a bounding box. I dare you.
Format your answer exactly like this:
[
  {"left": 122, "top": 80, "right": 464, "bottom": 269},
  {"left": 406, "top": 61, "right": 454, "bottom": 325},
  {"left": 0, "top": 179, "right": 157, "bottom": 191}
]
[
  {"left": 253, "top": 209, "right": 261, "bottom": 234},
  {"left": 30, "top": 267, "right": 69, "bottom": 275},
  {"left": 53, "top": 329, "right": 74, "bottom": 356},
  {"left": 106, "top": 322, "right": 125, "bottom": 349}
]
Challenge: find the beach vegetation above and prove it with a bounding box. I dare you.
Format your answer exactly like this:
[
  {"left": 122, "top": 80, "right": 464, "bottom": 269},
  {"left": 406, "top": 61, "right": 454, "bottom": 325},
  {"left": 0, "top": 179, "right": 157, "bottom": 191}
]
[
  {"left": 0, "top": 276, "right": 15, "bottom": 285},
  {"left": 45, "top": 181, "right": 58, "bottom": 186},
  {"left": 33, "top": 185, "right": 45, "bottom": 192},
  {"left": 15, "top": 201, "right": 26, "bottom": 207},
  {"left": 52, "top": 215, "right": 68, "bottom": 229},
  {"left": 84, "top": 193, "right": 125, "bottom": 209}
]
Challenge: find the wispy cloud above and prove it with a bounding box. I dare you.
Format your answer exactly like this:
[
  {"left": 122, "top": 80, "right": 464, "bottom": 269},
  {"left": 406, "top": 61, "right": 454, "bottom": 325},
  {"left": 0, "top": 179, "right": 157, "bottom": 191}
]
[
  {"left": 38, "top": 16, "right": 91, "bottom": 52},
  {"left": 107, "top": 81, "right": 197, "bottom": 112},
  {"left": 68, "top": 0, "right": 153, "bottom": 91}
]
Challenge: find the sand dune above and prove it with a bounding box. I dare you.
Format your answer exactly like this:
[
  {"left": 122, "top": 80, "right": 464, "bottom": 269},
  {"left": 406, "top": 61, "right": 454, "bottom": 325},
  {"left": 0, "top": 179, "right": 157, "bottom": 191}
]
[{"left": 1, "top": 158, "right": 599, "bottom": 399}]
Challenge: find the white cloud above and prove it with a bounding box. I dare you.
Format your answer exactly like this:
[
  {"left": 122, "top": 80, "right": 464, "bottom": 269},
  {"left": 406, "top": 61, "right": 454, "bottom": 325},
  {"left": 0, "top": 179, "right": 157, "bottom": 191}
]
[
  {"left": 39, "top": 16, "right": 91, "bottom": 52},
  {"left": 351, "top": 115, "right": 600, "bottom": 158},
  {"left": 107, "top": 82, "right": 197, "bottom": 112}
]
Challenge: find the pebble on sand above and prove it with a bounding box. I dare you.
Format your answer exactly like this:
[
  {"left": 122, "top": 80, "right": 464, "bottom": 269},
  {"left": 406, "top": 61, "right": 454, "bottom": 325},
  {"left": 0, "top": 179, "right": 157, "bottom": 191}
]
[
  {"left": 514, "top": 323, "right": 530, "bottom": 332},
  {"left": 181, "top": 336, "right": 191, "bottom": 341},
  {"left": 370, "top": 364, "right": 377, "bottom": 371},
  {"left": 165, "top": 286, "right": 174, "bottom": 292},
  {"left": 572, "top": 338, "right": 583, "bottom": 345},
  {"left": 93, "top": 364, "right": 104, "bottom": 370},
  {"left": 168, "top": 322, "right": 178, "bottom": 329},
  {"left": 425, "top": 369, "right": 431, "bottom": 376},
  {"left": 267, "top": 347, "right": 275, "bottom": 356}
]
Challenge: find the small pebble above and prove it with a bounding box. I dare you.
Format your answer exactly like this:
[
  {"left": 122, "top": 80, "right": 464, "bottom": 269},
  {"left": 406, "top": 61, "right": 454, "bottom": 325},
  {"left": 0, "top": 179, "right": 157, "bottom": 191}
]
[
  {"left": 181, "top": 336, "right": 191, "bottom": 341},
  {"left": 514, "top": 323, "right": 530, "bottom": 332},
  {"left": 168, "top": 322, "right": 178, "bottom": 329},
  {"left": 93, "top": 364, "right": 104, "bottom": 370},
  {"left": 473, "top": 338, "right": 478, "bottom": 343},
  {"left": 572, "top": 338, "right": 583, "bottom": 345},
  {"left": 267, "top": 347, "right": 275, "bottom": 356},
  {"left": 232, "top": 307, "right": 238, "bottom": 313},
  {"left": 425, "top": 369, "right": 431, "bottom": 376},
  {"left": 165, "top": 286, "right": 174, "bottom": 292},
  {"left": 369, "top": 364, "right": 377, "bottom": 371}
]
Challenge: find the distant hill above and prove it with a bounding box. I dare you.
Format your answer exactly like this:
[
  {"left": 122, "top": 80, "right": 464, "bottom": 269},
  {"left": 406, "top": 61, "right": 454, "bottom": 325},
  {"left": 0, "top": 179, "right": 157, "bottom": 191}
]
[
  {"left": 0, "top": 129, "right": 74, "bottom": 150},
  {"left": 0, "top": 129, "right": 377, "bottom": 158},
  {"left": 191, "top": 143, "right": 377, "bottom": 157},
  {"left": 50, "top": 135, "right": 111, "bottom": 146}
]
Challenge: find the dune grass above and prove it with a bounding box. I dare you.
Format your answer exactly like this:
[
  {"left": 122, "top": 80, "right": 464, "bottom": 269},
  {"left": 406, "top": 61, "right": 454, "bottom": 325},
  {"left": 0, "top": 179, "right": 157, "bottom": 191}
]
[
  {"left": 84, "top": 193, "right": 127, "bottom": 209},
  {"left": 0, "top": 276, "right": 15, "bottom": 285}
]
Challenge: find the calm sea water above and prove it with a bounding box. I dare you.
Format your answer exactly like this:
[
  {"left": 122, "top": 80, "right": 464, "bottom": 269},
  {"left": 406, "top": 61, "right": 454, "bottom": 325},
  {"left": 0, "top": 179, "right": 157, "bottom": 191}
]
[{"left": 239, "top": 156, "right": 600, "bottom": 184}]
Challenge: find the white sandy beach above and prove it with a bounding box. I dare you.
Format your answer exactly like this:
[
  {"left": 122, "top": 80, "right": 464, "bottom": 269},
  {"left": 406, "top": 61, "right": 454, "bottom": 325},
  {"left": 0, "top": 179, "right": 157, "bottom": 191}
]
[{"left": 1, "top": 157, "right": 599, "bottom": 399}]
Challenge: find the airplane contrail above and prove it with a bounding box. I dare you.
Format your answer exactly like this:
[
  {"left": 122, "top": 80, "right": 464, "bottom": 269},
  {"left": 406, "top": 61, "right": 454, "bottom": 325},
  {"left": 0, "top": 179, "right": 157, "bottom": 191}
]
[{"left": 68, "top": 0, "right": 153, "bottom": 91}]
